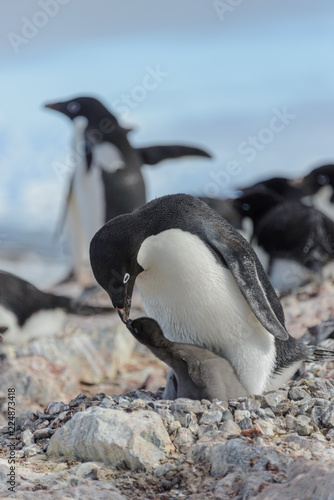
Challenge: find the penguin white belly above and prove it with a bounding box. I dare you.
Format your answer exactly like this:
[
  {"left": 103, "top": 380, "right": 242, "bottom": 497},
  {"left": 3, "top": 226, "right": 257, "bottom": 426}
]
[
  {"left": 303, "top": 186, "right": 334, "bottom": 221},
  {"left": 0, "top": 305, "right": 65, "bottom": 346},
  {"left": 64, "top": 117, "right": 106, "bottom": 283},
  {"left": 92, "top": 142, "right": 125, "bottom": 173},
  {"left": 71, "top": 163, "right": 105, "bottom": 242},
  {"left": 136, "top": 228, "right": 276, "bottom": 395}
]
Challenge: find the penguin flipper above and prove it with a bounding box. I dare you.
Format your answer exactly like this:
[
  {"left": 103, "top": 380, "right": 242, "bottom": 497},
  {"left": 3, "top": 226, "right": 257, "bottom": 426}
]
[
  {"left": 208, "top": 230, "right": 289, "bottom": 341},
  {"left": 137, "top": 145, "right": 212, "bottom": 165},
  {"left": 181, "top": 354, "right": 207, "bottom": 388}
]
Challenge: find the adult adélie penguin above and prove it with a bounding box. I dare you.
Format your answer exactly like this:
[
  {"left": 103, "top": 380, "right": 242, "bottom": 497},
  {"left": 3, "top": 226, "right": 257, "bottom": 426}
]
[
  {"left": 90, "top": 194, "right": 334, "bottom": 395},
  {"left": 44, "top": 96, "right": 211, "bottom": 285}
]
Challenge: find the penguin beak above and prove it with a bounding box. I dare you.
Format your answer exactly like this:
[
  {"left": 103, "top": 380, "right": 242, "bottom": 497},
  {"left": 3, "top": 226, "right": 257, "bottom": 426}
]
[
  {"left": 116, "top": 296, "right": 131, "bottom": 324},
  {"left": 44, "top": 101, "right": 66, "bottom": 114}
]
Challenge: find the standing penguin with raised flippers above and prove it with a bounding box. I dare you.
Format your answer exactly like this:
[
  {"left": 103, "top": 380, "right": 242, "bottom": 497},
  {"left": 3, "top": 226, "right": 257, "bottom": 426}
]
[{"left": 45, "top": 96, "right": 211, "bottom": 285}]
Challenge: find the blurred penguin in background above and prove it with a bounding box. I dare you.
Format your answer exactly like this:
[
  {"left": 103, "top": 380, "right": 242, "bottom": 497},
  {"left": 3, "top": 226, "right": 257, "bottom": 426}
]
[
  {"left": 234, "top": 188, "right": 334, "bottom": 292},
  {"left": 45, "top": 96, "right": 211, "bottom": 286},
  {"left": 301, "top": 164, "right": 334, "bottom": 220}
]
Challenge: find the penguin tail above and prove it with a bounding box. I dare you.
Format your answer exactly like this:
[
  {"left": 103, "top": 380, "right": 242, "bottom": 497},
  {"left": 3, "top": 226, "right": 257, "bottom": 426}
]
[
  {"left": 52, "top": 295, "right": 114, "bottom": 316},
  {"left": 310, "top": 346, "right": 334, "bottom": 362}
]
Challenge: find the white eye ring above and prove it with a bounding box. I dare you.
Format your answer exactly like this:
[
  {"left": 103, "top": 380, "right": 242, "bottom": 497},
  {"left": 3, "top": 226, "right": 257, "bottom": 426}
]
[
  {"left": 67, "top": 101, "right": 81, "bottom": 114},
  {"left": 123, "top": 273, "right": 130, "bottom": 284}
]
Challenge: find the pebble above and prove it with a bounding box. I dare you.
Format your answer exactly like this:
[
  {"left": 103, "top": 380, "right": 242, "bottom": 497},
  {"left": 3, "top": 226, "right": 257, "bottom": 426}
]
[
  {"left": 295, "top": 415, "right": 314, "bottom": 436},
  {"left": 218, "top": 419, "right": 241, "bottom": 436},
  {"left": 199, "top": 410, "right": 223, "bottom": 426},
  {"left": 321, "top": 402, "right": 334, "bottom": 428},
  {"left": 288, "top": 387, "right": 310, "bottom": 401},
  {"left": 1, "top": 353, "right": 334, "bottom": 499}
]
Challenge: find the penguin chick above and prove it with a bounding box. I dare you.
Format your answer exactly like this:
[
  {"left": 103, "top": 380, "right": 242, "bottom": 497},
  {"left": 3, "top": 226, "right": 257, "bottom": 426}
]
[{"left": 126, "top": 317, "right": 249, "bottom": 400}]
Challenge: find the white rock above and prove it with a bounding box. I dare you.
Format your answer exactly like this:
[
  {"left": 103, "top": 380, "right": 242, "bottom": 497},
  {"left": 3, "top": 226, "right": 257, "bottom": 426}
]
[{"left": 47, "top": 406, "right": 174, "bottom": 470}]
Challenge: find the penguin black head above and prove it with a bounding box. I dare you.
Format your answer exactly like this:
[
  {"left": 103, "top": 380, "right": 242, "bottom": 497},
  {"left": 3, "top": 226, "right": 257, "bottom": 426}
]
[
  {"left": 44, "top": 96, "right": 110, "bottom": 120},
  {"left": 233, "top": 188, "right": 284, "bottom": 223},
  {"left": 44, "top": 96, "right": 134, "bottom": 136},
  {"left": 90, "top": 214, "right": 144, "bottom": 321},
  {"left": 126, "top": 317, "right": 169, "bottom": 348},
  {"left": 240, "top": 177, "right": 304, "bottom": 201},
  {"left": 302, "top": 164, "right": 334, "bottom": 196}
]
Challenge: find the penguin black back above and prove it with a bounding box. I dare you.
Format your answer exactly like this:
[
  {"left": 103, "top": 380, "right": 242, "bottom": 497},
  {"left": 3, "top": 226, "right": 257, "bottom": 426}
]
[{"left": 0, "top": 271, "right": 113, "bottom": 326}]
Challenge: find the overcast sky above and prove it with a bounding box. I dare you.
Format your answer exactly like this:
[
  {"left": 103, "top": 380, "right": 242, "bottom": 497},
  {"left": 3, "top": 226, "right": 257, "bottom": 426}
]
[{"left": 1, "top": 0, "right": 334, "bottom": 236}]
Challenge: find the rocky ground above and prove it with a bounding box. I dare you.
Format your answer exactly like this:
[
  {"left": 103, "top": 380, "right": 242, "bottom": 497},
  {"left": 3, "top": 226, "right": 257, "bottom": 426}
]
[{"left": 1, "top": 280, "right": 334, "bottom": 499}]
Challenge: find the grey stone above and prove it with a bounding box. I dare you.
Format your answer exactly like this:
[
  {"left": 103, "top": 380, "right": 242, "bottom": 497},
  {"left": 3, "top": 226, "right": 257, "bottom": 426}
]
[
  {"left": 285, "top": 414, "right": 297, "bottom": 431},
  {"left": 209, "top": 401, "right": 229, "bottom": 412},
  {"left": 299, "top": 398, "right": 315, "bottom": 414},
  {"left": 169, "top": 399, "right": 206, "bottom": 415},
  {"left": 218, "top": 419, "right": 241, "bottom": 437},
  {"left": 256, "top": 418, "right": 276, "bottom": 437},
  {"left": 215, "top": 471, "right": 275, "bottom": 499},
  {"left": 21, "top": 429, "right": 34, "bottom": 447},
  {"left": 44, "top": 401, "right": 66, "bottom": 415},
  {"left": 258, "top": 407, "right": 276, "bottom": 419},
  {"left": 245, "top": 396, "right": 262, "bottom": 412},
  {"left": 327, "top": 429, "right": 334, "bottom": 439},
  {"left": 209, "top": 439, "right": 292, "bottom": 477},
  {"left": 199, "top": 410, "right": 222, "bottom": 426},
  {"left": 238, "top": 417, "right": 253, "bottom": 430},
  {"left": 311, "top": 432, "right": 327, "bottom": 442},
  {"left": 234, "top": 409, "right": 250, "bottom": 423},
  {"left": 168, "top": 421, "right": 181, "bottom": 434},
  {"left": 47, "top": 406, "right": 174, "bottom": 470},
  {"left": 23, "top": 444, "right": 41, "bottom": 457},
  {"left": 321, "top": 402, "right": 334, "bottom": 429},
  {"left": 308, "top": 379, "right": 334, "bottom": 399},
  {"left": 33, "top": 428, "right": 54, "bottom": 440},
  {"left": 153, "top": 462, "right": 174, "bottom": 476},
  {"left": 172, "top": 410, "right": 197, "bottom": 428},
  {"left": 173, "top": 428, "right": 195, "bottom": 453},
  {"left": 263, "top": 390, "right": 288, "bottom": 409},
  {"left": 295, "top": 415, "right": 314, "bottom": 436},
  {"left": 197, "top": 425, "right": 220, "bottom": 439},
  {"left": 288, "top": 387, "right": 310, "bottom": 400},
  {"left": 256, "top": 459, "right": 334, "bottom": 499}
]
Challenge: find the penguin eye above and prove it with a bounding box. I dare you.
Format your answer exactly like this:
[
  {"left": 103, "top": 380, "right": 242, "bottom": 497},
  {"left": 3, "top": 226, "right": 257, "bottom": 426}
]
[
  {"left": 67, "top": 101, "right": 81, "bottom": 114},
  {"left": 123, "top": 273, "right": 130, "bottom": 284},
  {"left": 317, "top": 174, "right": 329, "bottom": 186},
  {"left": 241, "top": 203, "right": 250, "bottom": 211}
]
